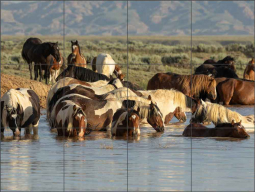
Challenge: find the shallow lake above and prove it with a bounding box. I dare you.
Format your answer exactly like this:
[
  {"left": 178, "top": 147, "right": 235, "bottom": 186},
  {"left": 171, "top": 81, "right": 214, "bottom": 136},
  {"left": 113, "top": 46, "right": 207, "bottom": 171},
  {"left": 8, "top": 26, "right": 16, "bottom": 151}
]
[{"left": 1, "top": 106, "right": 254, "bottom": 191}]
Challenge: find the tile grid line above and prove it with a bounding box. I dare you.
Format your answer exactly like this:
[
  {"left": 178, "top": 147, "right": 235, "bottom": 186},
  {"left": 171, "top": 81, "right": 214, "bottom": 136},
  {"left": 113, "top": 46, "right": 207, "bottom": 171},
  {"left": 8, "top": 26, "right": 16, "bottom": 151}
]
[
  {"left": 63, "top": 0, "right": 65, "bottom": 191},
  {"left": 191, "top": 1, "right": 193, "bottom": 191},
  {"left": 254, "top": 0, "right": 255, "bottom": 191},
  {"left": 127, "top": 1, "right": 129, "bottom": 192},
  {"left": 0, "top": 1, "right": 2, "bottom": 192}
]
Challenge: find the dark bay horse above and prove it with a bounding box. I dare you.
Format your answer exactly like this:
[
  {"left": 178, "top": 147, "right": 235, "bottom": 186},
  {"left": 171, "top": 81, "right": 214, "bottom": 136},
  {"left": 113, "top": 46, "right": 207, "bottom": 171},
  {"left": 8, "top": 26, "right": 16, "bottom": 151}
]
[
  {"left": 203, "top": 56, "right": 235, "bottom": 71},
  {"left": 183, "top": 121, "right": 249, "bottom": 138},
  {"left": 195, "top": 64, "right": 238, "bottom": 78},
  {"left": 67, "top": 40, "right": 86, "bottom": 67},
  {"left": 56, "top": 65, "right": 110, "bottom": 82},
  {"left": 21, "top": 37, "right": 61, "bottom": 84},
  {"left": 216, "top": 78, "right": 255, "bottom": 105},
  {"left": 147, "top": 72, "right": 217, "bottom": 101}
]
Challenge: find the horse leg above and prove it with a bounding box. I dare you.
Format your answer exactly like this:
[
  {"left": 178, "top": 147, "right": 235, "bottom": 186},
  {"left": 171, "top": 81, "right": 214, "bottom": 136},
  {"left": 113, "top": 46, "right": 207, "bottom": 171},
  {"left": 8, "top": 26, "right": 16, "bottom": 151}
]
[
  {"left": 29, "top": 63, "right": 33, "bottom": 79},
  {"left": 1, "top": 127, "right": 4, "bottom": 139},
  {"left": 34, "top": 64, "right": 38, "bottom": 80},
  {"left": 32, "top": 125, "right": 39, "bottom": 140},
  {"left": 39, "top": 64, "right": 42, "bottom": 82},
  {"left": 13, "top": 128, "right": 21, "bottom": 137},
  {"left": 25, "top": 124, "right": 33, "bottom": 135}
]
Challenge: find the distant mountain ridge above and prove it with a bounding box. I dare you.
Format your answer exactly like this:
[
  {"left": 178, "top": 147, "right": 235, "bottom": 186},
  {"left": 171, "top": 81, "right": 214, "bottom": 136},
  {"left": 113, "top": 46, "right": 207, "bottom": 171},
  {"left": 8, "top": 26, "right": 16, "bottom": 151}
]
[{"left": 1, "top": 1, "right": 254, "bottom": 36}]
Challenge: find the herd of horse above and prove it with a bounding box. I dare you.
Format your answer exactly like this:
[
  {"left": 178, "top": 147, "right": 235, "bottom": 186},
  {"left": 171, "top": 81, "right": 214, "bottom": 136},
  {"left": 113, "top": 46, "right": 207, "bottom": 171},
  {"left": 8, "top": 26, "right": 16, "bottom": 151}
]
[{"left": 1, "top": 37, "right": 255, "bottom": 140}]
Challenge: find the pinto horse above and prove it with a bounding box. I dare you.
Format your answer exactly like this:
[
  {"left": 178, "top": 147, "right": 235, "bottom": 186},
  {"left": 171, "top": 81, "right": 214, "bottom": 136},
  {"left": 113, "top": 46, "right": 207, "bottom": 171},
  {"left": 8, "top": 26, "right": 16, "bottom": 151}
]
[
  {"left": 183, "top": 121, "right": 249, "bottom": 138},
  {"left": 111, "top": 108, "right": 140, "bottom": 137},
  {"left": 56, "top": 65, "right": 110, "bottom": 82},
  {"left": 47, "top": 79, "right": 124, "bottom": 118},
  {"left": 21, "top": 37, "right": 61, "bottom": 84},
  {"left": 1, "top": 88, "right": 40, "bottom": 138},
  {"left": 216, "top": 78, "right": 254, "bottom": 105},
  {"left": 243, "top": 58, "right": 255, "bottom": 80},
  {"left": 147, "top": 73, "right": 217, "bottom": 101},
  {"left": 50, "top": 94, "right": 164, "bottom": 132},
  {"left": 67, "top": 40, "right": 86, "bottom": 67},
  {"left": 53, "top": 100, "right": 88, "bottom": 137}
]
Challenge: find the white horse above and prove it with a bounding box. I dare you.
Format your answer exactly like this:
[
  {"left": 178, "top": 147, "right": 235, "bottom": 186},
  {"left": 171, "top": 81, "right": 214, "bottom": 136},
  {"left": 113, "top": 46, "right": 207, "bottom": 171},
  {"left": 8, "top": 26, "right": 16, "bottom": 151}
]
[
  {"left": 193, "top": 100, "right": 255, "bottom": 132},
  {"left": 94, "top": 53, "right": 116, "bottom": 78}
]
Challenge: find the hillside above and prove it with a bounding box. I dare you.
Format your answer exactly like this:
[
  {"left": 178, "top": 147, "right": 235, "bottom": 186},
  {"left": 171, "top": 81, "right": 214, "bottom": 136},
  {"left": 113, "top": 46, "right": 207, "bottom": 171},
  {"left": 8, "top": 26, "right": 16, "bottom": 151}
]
[{"left": 1, "top": 1, "right": 254, "bottom": 36}]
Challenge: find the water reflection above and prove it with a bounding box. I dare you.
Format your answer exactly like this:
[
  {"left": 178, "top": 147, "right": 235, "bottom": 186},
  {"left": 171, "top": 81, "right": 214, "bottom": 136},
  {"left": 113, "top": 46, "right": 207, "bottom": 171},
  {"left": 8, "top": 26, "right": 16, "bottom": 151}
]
[{"left": 1, "top": 107, "right": 254, "bottom": 191}]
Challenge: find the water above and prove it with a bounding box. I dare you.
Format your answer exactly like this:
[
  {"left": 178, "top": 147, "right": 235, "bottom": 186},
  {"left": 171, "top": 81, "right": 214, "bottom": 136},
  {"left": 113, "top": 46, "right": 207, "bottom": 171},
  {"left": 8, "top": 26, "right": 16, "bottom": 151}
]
[{"left": 1, "top": 107, "right": 254, "bottom": 191}]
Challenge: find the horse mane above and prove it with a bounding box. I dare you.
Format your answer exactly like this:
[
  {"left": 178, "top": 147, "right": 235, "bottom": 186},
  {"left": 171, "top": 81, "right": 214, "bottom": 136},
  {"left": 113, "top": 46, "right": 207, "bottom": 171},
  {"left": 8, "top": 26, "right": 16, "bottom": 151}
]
[
  {"left": 191, "top": 75, "right": 216, "bottom": 96},
  {"left": 198, "top": 102, "right": 242, "bottom": 125},
  {"left": 143, "top": 89, "right": 194, "bottom": 111}
]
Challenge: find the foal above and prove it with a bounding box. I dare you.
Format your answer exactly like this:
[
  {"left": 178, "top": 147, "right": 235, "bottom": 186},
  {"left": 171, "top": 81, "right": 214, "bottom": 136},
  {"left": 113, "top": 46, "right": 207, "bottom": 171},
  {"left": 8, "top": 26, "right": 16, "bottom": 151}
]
[
  {"left": 183, "top": 120, "right": 249, "bottom": 138},
  {"left": 111, "top": 108, "right": 140, "bottom": 137},
  {"left": 67, "top": 40, "right": 86, "bottom": 67},
  {"left": 164, "top": 107, "right": 187, "bottom": 124}
]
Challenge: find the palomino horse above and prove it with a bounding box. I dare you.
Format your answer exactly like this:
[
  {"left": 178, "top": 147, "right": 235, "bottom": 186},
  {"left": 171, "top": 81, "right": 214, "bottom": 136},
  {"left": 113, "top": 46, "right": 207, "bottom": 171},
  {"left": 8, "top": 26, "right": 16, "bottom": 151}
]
[
  {"left": 183, "top": 121, "right": 249, "bottom": 138},
  {"left": 111, "top": 108, "right": 140, "bottom": 137},
  {"left": 67, "top": 40, "right": 86, "bottom": 67},
  {"left": 216, "top": 78, "right": 254, "bottom": 105},
  {"left": 48, "top": 52, "right": 65, "bottom": 84},
  {"left": 147, "top": 73, "right": 217, "bottom": 101},
  {"left": 192, "top": 100, "right": 255, "bottom": 132},
  {"left": 50, "top": 94, "right": 164, "bottom": 132},
  {"left": 243, "top": 58, "right": 255, "bottom": 80},
  {"left": 138, "top": 89, "right": 198, "bottom": 124},
  {"left": 22, "top": 37, "right": 61, "bottom": 84},
  {"left": 53, "top": 100, "right": 88, "bottom": 137},
  {"left": 1, "top": 88, "right": 40, "bottom": 138}
]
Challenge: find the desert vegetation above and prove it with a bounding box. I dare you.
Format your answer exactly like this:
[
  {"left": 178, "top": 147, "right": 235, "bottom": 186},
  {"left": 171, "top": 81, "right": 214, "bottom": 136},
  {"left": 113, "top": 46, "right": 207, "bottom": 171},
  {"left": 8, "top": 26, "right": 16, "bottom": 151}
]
[{"left": 1, "top": 35, "right": 254, "bottom": 89}]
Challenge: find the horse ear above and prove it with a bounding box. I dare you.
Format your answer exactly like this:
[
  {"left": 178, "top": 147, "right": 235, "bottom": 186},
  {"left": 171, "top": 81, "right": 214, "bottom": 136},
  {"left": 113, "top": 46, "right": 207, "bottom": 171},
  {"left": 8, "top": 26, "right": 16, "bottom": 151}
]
[
  {"left": 76, "top": 40, "right": 78, "bottom": 44},
  {"left": 239, "top": 120, "right": 242, "bottom": 125},
  {"left": 231, "top": 120, "right": 235, "bottom": 125},
  {"left": 17, "top": 103, "right": 23, "bottom": 114},
  {"left": 148, "top": 95, "right": 152, "bottom": 101},
  {"left": 73, "top": 105, "right": 77, "bottom": 112},
  {"left": 137, "top": 107, "right": 140, "bottom": 113}
]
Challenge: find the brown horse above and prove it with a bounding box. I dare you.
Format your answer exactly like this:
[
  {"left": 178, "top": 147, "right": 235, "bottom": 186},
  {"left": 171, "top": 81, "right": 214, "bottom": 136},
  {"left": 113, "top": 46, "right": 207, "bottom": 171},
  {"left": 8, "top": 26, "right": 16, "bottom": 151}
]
[
  {"left": 48, "top": 52, "right": 65, "bottom": 84},
  {"left": 147, "top": 73, "right": 217, "bottom": 101},
  {"left": 111, "top": 108, "right": 140, "bottom": 137},
  {"left": 183, "top": 121, "right": 249, "bottom": 138},
  {"left": 113, "top": 65, "right": 125, "bottom": 81},
  {"left": 243, "top": 58, "right": 254, "bottom": 80},
  {"left": 216, "top": 78, "right": 254, "bottom": 105},
  {"left": 67, "top": 40, "right": 86, "bottom": 67}
]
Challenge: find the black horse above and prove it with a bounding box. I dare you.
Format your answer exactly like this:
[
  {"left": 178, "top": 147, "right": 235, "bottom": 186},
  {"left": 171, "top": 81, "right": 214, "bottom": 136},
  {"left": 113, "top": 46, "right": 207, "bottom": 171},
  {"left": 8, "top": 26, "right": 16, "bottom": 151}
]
[
  {"left": 56, "top": 65, "right": 110, "bottom": 82},
  {"left": 195, "top": 64, "right": 238, "bottom": 78},
  {"left": 22, "top": 37, "right": 61, "bottom": 84},
  {"left": 202, "top": 56, "right": 236, "bottom": 71}
]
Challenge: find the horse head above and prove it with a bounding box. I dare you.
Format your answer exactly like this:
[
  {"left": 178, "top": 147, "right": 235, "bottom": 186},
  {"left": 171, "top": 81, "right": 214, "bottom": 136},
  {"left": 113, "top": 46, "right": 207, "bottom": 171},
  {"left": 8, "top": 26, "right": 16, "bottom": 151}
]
[
  {"left": 5, "top": 103, "right": 23, "bottom": 136},
  {"left": 206, "top": 76, "right": 217, "bottom": 100},
  {"left": 72, "top": 105, "right": 88, "bottom": 137},
  {"left": 147, "top": 95, "right": 164, "bottom": 132},
  {"left": 191, "top": 99, "right": 208, "bottom": 124},
  {"left": 228, "top": 120, "right": 250, "bottom": 139},
  {"left": 48, "top": 42, "right": 60, "bottom": 62},
  {"left": 127, "top": 108, "right": 141, "bottom": 136},
  {"left": 71, "top": 40, "right": 81, "bottom": 55}
]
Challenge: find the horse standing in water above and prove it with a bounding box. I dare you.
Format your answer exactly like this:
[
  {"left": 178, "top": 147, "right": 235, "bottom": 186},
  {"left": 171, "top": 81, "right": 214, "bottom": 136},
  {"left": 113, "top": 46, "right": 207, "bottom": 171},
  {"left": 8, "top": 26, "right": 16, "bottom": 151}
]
[
  {"left": 21, "top": 37, "right": 61, "bottom": 84},
  {"left": 243, "top": 58, "right": 255, "bottom": 80},
  {"left": 67, "top": 40, "right": 86, "bottom": 67}
]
